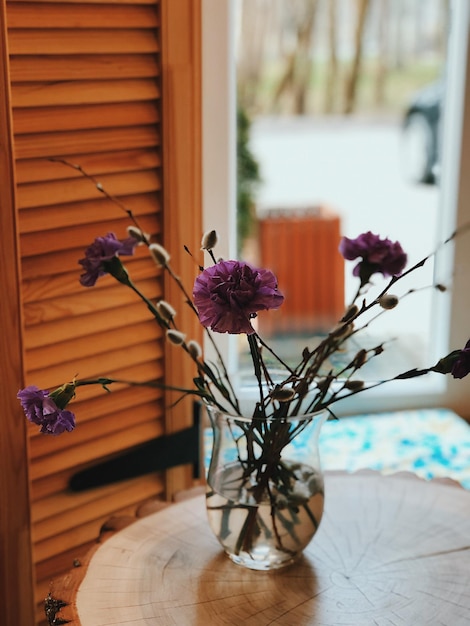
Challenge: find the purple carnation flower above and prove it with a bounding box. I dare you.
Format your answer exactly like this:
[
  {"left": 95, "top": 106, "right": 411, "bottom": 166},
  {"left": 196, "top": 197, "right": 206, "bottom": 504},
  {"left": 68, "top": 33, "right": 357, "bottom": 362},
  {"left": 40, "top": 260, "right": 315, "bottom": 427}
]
[
  {"left": 17, "top": 385, "right": 76, "bottom": 435},
  {"left": 193, "top": 260, "right": 284, "bottom": 335},
  {"left": 79, "top": 232, "right": 138, "bottom": 287},
  {"left": 451, "top": 339, "right": 470, "bottom": 379},
  {"left": 339, "top": 231, "right": 407, "bottom": 286}
]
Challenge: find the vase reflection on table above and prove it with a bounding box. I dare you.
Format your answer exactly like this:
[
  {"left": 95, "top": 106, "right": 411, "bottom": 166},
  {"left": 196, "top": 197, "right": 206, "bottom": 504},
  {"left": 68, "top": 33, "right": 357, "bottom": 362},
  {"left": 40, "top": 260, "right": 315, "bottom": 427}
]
[{"left": 205, "top": 402, "right": 328, "bottom": 570}]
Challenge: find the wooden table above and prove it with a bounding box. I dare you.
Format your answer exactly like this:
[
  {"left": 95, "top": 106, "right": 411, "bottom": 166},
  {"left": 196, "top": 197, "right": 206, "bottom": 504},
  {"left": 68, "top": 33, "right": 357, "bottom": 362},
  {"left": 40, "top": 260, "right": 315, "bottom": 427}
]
[{"left": 51, "top": 472, "right": 470, "bottom": 626}]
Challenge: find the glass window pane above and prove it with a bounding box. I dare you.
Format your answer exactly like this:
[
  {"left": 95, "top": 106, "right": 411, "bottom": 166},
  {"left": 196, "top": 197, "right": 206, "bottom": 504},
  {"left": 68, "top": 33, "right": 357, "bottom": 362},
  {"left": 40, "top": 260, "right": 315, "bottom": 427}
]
[
  {"left": 202, "top": 0, "right": 470, "bottom": 415},
  {"left": 235, "top": 0, "right": 449, "bottom": 386}
]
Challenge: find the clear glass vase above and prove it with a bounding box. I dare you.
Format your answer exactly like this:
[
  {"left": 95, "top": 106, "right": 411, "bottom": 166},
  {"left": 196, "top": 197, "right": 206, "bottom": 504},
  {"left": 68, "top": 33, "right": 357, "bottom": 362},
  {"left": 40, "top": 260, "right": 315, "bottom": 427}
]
[{"left": 205, "top": 403, "right": 328, "bottom": 570}]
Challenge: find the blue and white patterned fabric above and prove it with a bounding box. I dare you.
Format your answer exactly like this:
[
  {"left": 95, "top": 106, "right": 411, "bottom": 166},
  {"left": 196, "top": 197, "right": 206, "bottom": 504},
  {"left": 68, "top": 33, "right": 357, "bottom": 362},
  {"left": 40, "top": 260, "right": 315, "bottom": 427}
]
[
  {"left": 318, "top": 408, "right": 470, "bottom": 488},
  {"left": 204, "top": 408, "right": 470, "bottom": 489}
]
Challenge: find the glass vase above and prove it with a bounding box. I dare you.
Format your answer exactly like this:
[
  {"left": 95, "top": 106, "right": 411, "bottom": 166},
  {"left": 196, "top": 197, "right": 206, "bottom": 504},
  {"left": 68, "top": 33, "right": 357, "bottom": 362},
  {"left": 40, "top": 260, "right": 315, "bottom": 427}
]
[{"left": 205, "top": 403, "right": 328, "bottom": 571}]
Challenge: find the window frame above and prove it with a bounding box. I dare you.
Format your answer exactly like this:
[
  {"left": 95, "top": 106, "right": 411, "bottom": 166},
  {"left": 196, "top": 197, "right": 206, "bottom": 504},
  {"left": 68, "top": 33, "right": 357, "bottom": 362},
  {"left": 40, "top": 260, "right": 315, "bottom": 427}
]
[{"left": 202, "top": 0, "right": 470, "bottom": 419}]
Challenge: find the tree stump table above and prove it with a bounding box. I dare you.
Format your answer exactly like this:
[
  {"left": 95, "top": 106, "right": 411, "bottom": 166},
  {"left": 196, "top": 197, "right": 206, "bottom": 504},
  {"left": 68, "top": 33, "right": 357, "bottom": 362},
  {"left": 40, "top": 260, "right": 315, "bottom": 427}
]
[{"left": 50, "top": 471, "right": 470, "bottom": 625}]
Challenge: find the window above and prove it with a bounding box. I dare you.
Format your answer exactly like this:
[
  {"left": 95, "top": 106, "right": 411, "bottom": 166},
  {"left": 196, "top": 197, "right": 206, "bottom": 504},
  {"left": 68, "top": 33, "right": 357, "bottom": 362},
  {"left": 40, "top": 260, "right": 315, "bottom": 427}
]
[{"left": 202, "top": 0, "right": 470, "bottom": 417}]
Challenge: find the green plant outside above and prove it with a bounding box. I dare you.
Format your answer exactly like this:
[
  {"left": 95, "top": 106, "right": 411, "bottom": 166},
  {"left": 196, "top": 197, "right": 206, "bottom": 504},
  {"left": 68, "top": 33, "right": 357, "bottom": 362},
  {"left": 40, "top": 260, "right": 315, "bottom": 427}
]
[{"left": 237, "top": 106, "right": 261, "bottom": 252}]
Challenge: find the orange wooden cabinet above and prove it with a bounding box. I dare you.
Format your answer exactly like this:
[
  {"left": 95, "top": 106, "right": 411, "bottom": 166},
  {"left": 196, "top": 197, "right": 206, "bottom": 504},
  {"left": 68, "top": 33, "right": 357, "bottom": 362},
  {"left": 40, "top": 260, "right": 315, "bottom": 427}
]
[{"left": 259, "top": 206, "right": 344, "bottom": 336}]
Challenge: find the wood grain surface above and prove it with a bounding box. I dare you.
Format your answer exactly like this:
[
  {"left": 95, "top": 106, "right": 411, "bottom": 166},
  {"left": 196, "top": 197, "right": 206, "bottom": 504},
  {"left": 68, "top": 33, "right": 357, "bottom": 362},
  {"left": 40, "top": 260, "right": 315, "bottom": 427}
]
[{"left": 53, "top": 472, "right": 470, "bottom": 626}]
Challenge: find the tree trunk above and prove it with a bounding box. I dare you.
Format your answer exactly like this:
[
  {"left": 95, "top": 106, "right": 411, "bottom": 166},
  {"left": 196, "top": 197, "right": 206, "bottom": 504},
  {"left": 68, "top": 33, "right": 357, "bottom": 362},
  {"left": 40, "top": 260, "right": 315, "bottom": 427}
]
[
  {"left": 343, "top": 0, "right": 370, "bottom": 115},
  {"left": 323, "top": 0, "right": 338, "bottom": 114},
  {"left": 392, "top": 0, "right": 406, "bottom": 70},
  {"left": 374, "top": 0, "right": 389, "bottom": 107},
  {"left": 272, "top": 0, "right": 318, "bottom": 115},
  {"left": 237, "top": 0, "right": 274, "bottom": 113}
]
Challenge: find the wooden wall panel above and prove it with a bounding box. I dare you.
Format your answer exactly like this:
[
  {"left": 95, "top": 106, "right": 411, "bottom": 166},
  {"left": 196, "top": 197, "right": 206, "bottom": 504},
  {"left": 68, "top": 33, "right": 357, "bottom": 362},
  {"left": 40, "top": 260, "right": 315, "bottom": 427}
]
[
  {"left": 160, "top": 0, "right": 203, "bottom": 499},
  {"left": 0, "top": 2, "right": 36, "bottom": 625}
]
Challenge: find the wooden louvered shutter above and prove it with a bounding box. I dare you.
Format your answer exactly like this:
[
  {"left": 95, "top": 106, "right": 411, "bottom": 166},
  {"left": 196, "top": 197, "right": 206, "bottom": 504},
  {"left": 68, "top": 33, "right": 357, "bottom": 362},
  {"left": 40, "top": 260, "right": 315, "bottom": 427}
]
[{"left": 2, "top": 1, "right": 202, "bottom": 624}]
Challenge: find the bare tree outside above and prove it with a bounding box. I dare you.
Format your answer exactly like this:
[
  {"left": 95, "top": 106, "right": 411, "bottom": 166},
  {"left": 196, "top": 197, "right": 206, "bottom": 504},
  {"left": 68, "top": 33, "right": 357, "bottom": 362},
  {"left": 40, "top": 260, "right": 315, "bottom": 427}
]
[
  {"left": 374, "top": 0, "right": 390, "bottom": 107},
  {"left": 236, "top": 0, "right": 447, "bottom": 118}
]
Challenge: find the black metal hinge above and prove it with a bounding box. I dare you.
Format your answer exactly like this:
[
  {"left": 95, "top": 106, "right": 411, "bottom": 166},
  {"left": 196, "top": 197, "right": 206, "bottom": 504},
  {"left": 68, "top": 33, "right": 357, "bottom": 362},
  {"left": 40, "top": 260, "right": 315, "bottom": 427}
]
[{"left": 69, "top": 403, "right": 202, "bottom": 492}]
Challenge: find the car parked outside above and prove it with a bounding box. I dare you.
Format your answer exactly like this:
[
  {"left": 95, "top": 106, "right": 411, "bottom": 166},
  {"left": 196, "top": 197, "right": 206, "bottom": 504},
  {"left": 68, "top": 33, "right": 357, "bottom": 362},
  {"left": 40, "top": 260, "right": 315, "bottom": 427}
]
[{"left": 401, "top": 80, "right": 442, "bottom": 184}]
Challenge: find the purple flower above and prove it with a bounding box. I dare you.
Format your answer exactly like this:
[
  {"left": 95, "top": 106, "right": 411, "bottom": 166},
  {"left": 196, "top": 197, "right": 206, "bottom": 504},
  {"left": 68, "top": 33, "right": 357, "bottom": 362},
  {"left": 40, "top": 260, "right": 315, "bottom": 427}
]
[
  {"left": 17, "top": 385, "right": 76, "bottom": 435},
  {"left": 339, "top": 231, "right": 407, "bottom": 286},
  {"left": 451, "top": 339, "right": 470, "bottom": 379},
  {"left": 193, "top": 260, "right": 284, "bottom": 334},
  {"left": 79, "top": 232, "right": 138, "bottom": 287}
]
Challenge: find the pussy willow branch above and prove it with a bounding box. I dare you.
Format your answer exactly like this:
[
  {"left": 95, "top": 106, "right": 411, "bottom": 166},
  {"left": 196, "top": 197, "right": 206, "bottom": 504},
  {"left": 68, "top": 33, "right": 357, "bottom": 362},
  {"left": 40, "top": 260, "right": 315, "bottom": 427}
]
[
  {"left": 75, "top": 376, "right": 240, "bottom": 413},
  {"left": 272, "top": 221, "right": 470, "bottom": 417},
  {"left": 51, "top": 157, "right": 241, "bottom": 413},
  {"left": 49, "top": 157, "right": 147, "bottom": 239},
  {"left": 346, "top": 283, "right": 441, "bottom": 344},
  {"left": 301, "top": 220, "right": 470, "bottom": 383},
  {"left": 108, "top": 259, "right": 241, "bottom": 412},
  {"left": 162, "top": 259, "right": 240, "bottom": 412},
  {"left": 49, "top": 157, "right": 470, "bottom": 419},
  {"left": 345, "top": 222, "right": 470, "bottom": 309},
  {"left": 349, "top": 220, "right": 470, "bottom": 320},
  {"left": 74, "top": 376, "right": 205, "bottom": 396},
  {"left": 311, "top": 365, "right": 433, "bottom": 411},
  {"left": 254, "top": 332, "right": 296, "bottom": 375}
]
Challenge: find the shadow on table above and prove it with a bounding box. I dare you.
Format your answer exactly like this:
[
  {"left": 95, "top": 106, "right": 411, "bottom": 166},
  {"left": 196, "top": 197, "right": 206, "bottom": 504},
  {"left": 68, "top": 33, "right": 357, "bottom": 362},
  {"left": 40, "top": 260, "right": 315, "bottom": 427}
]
[{"left": 196, "top": 552, "right": 319, "bottom": 625}]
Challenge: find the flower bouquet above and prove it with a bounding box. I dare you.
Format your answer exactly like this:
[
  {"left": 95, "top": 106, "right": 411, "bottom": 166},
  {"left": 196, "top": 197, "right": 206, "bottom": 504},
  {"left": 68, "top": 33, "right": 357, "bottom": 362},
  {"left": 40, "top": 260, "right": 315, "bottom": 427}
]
[{"left": 17, "top": 171, "right": 470, "bottom": 569}]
